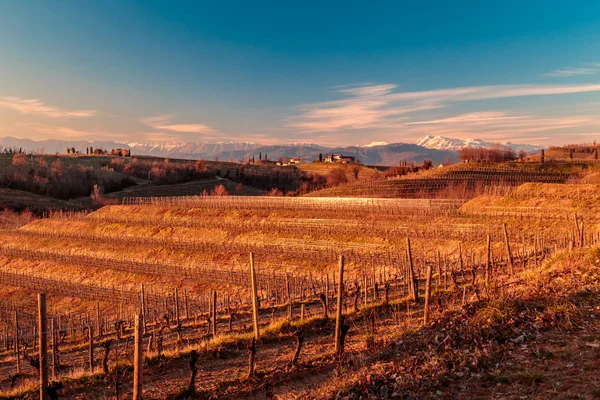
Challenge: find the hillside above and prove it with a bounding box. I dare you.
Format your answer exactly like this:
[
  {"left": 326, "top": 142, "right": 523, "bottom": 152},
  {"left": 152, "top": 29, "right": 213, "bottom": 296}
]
[
  {"left": 0, "top": 172, "right": 599, "bottom": 399},
  {"left": 305, "top": 162, "right": 584, "bottom": 199},
  {"left": 0, "top": 193, "right": 597, "bottom": 398},
  {"left": 0, "top": 154, "right": 307, "bottom": 211},
  {"left": 102, "top": 178, "right": 266, "bottom": 199},
  {"left": 326, "top": 248, "right": 600, "bottom": 398},
  {"left": 461, "top": 182, "right": 600, "bottom": 220},
  {"left": 0, "top": 188, "right": 83, "bottom": 212},
  {"left": 297, "top": 162, "right": 384, "bottom": 182}
]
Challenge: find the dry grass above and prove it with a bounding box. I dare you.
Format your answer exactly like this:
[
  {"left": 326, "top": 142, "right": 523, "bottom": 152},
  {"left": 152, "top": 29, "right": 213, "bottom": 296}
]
[
  {"left": 1, "top": 179, "right": 599, "bottom": 398},
  {"left": 297, "top": 163, "right": 383, "bottom": 180},
  {"left": 311, "top": 247, "right": 600, "bottom": 399}
]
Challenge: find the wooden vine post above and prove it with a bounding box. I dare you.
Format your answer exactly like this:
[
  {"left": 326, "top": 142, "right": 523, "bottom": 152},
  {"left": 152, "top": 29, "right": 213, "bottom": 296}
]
[
  {"left": 458, "top": 241, "right": 464, "bottom": 272},
  {"left": 485, "top": 235, "right": 491, "bottom": 285},
  {"left": 250, "top": 252, "right": 260, "bottom": 339},
  {"left": 14, "top": 310, "right": 20, "bottom": 374},
  {"left": 38, "top": 294, "right": 49, "bottom": 400},
  {"left": 248, "top": 338, "right": 256, "bottom": 379},
  {"left": 503, "top": 223, "right": 514, "bottom": 275},
  {"left": 436, "top": 250, "right": 442, "bottom": 289},
  {"left": 574, "top": 214, "right": 581, "bottom": 247},
  {"left": 51, "top": 318, "right": 57, "bottom": 380},
  {"left": 334, "top": 255, "right": 345, "bottom": 356},
  {"left": 423, "top": 265, "right": 432, "bottom": 324},
  {"left": 175, "top": 288, "right": 181, "bottom": 328},
  {"left": 140, "top": 284, "right": 147, "bottom": 333},
  {"left": 407, "top": 238, "right": 418, "bottom": 301},
  {"left": 96, "top": 302, "right": 101, "bottom": 336},
  {"left": 212, "top": 290, "right": 217, "bottom": 338},
  {"left": 88, "top": 326, "right": 94, "bottom": 373},
  {"left": 184, "top": 288, "right": 189, "bottom": 320},
  {"left": 285, "top": 272, "right": 292, "bottom": 320},
  {"left": 133, "top": 314, "right": 143, "bottom": 400}
]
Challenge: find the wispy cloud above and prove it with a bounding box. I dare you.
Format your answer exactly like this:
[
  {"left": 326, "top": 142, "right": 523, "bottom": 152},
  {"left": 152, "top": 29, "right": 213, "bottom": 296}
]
[
  {"left": 0, "top": 97, "right": 96, "bottom": 118},
  {"left": 544, "top": 63, "right": 600, "bottom": 77},
  {"left": 284, "top": 82, "right": 600, "bottom": 145},
  {"left": 286, "top": 84, "right": 440, "bottom": 132},
  {"left": 17, "top": 122, "right": 200, "bottom": 143},
  {"left": 141, "top": 114, "right": 216, "bottom": 133},
  {"left": 286, "top": 83, "right": 600, "bottom": 135},
  {"left": 404, "top": 111, "right": 598, "bottom": 142},
  {"left": 18, "top": 123, "right": 129, "bottom": 140}
]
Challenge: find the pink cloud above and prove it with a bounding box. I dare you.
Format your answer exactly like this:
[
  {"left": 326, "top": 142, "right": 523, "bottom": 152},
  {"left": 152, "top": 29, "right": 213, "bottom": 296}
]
[
  {"left": 141, "top": 114, "right": 216, "bottom": 133},
  {"left": 285, "top": 83, "right": 600, "bottom": 145},
  {"left": 0, "top": 97, "right": 96, "bottom": 118}
]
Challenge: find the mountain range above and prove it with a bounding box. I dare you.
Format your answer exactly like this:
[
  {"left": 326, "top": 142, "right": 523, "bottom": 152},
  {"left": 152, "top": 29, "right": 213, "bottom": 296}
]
[
  {"left": 416, "top": 135, "right": 545, "bottom": 153},
  {"left": 0, "top": 135, "right": 545, "bottom": 166}
]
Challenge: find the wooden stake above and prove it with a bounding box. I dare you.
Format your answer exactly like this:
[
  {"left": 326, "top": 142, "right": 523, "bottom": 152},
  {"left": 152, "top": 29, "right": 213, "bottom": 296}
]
[
  {"left": 250, "top": 253, "right": 260, "bottom": 339},
  {"left": 485, "top": 235, "right": 491, "bottom": 285},
  {"left": 184, "top": 288, "right": 189, "bottom": 320},
  {"left": 212, "top": 290, "right": 217, "bottom": 338},
  {"left": 51, "top": 318, "right": 57, "bottom": 380},
  {"left": 285, "top": 272, "right": 292, "bottom": 320},
  {"left": 407, "top": 238, "right": 418, "bottom": 301},
  {"left": 503, "top": 223, "right": 514, "bottom": 274},
  {"left": 89, "top": 326, "right": 94, "bottom": 374},
  {"left": 334, "top": 255, "right": 345, "bottom": 355},
  {"left": 140, "top": 285, "right": 147, "bottom": 332},
  {"left": 133, "top": 314, "right": 143, "bottom": 400},
  {"left": 436, "top": 250, "right": 442, "bottom": 289},
  {"left": 363, "top": 273, "right": 368, "bottom": 305},
  {"left": 458, "top": 241, "right": 464, "bottom": 272},
  {"left": 38, "top": 294, "right": 48, "bottom": 400},
  {"left": 96, "top": 302, "right": 101, "bottom": 336},
  {"left": 175, "top": 288, "right": 181, "bottom": 328},
  {"left": 14, "top": 310, "right": 20, "bottom": 374},
  {"left": 423, "top": 265, "right": 432, "bottom": 325},
  {"left": 248, "top": 337, "right": 256, "bottom": 379}
]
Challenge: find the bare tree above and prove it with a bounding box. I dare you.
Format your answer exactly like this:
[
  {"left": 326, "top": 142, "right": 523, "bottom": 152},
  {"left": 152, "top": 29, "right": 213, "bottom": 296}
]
[{"left": 351, "top": 165, "right": 360, "bottom": 180}]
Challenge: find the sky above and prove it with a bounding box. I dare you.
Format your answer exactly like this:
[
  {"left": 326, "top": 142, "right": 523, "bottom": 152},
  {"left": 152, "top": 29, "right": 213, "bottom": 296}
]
[{"left": 0, "top": 0, "right": 599, "bottom": 147}]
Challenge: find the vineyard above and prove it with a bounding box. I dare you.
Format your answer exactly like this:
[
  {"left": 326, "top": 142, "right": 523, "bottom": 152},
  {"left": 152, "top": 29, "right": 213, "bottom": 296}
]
[
  {"left": 306, "top": 164, "right": 580, "bottom": 198},
  {"left": 0, "top": 186, "right": 598, "bottom": 398}
]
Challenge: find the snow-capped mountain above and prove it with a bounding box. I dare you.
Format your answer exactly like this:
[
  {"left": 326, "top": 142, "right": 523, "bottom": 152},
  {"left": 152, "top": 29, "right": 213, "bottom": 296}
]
[
  {"left": 0, "top": 136, "right": 455, "bottom": 165},
  {"left": 416, "top": 135, "right": 546, "bottom": 153},
  {"left": 125, "top": 141, "right": 263, "bottom": 157},
  {"left": 364, "top": 141, "right": 389, "bottom": 147}
]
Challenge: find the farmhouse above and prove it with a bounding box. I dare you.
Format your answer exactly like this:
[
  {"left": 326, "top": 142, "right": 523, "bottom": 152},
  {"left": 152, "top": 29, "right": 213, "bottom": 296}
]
[
  {"left": 288, "top": 157, "right": 306, "bottom": 165},
  {"left": 324, "top": 153, "right": 356, "bottom": 164},
  {"left": 111, "top": 148, "right": 131, "bottom": 157}
]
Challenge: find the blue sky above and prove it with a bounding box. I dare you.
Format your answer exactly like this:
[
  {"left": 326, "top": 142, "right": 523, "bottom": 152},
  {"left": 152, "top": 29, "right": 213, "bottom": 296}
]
[{"left": 0, "top": 0, "right": 599, "bottom": 146}]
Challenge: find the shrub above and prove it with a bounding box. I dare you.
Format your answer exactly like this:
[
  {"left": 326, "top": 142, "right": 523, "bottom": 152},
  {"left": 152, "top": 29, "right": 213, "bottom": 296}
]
[
  {"left": 326, "top": 168, "right": 348, "bottom": 186},
  {"left": 211, "top": 184, "right": 229, "bottom": 196},
  {"left": 12, "top": 153, "right": 28, "bottom": 167}
]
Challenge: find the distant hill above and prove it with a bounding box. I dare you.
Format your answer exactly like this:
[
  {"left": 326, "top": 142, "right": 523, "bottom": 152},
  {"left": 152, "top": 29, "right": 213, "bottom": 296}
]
[
  {"left": 0, "top": 137, "right": 131, "bottom": 155},
  {"left": 416, "top": 135, "right": 546, "bottom": 153},
  {"left": 0, "top": 137, "right": 456, "bottom": 165},
  {"left": 0, "top": 137, "right": 268, "bottom": 158},
  {"left": 219, "top": 143, "right": 455, "bottom": 165}
]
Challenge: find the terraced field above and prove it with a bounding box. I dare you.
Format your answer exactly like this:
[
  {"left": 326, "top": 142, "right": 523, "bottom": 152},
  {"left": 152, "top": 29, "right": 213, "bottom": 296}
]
[
  {"left": 0, "top": 186, "right": 597, "bottom": 398},
  {"left": 306, "top": 163, "right": 584, "bottom": 198}
]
